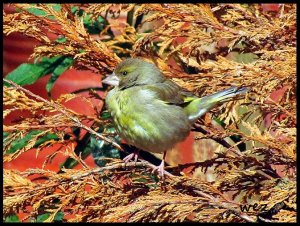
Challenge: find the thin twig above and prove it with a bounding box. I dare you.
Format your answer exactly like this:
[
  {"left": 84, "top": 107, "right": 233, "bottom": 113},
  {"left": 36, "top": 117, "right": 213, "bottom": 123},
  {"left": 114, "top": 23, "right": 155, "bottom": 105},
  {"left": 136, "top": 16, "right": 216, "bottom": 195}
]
[
  {"left": 192, "top": 123, "right": 232, "bottom": 149},
  {"left": 3, "top": 124, "right": 77, "bottom": 131}
]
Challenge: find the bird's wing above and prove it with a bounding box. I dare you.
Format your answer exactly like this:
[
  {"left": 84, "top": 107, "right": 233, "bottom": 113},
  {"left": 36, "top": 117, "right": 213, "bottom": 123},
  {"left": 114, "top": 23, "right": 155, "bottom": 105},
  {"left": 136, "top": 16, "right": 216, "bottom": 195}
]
[{"left": 145, "top": 79, "right": 197, "bottom": 105}]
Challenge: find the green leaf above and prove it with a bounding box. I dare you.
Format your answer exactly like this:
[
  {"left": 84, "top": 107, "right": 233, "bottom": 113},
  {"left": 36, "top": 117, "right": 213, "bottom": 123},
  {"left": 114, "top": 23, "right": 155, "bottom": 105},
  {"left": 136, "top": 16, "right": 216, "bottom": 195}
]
[
  {"left": 5, "top": 215, "right": 20, "bottom": 222},
  {"left": 134, "top": 177, "right": 148, "bottom": 183},
  {"left": 5, "top": 56, "right": 65, "bottom": 86},
  {"left": 24, "top": 4, "right": 61, "bottom": 19},
  {"left": 100, "top": 110, "right": 112, "bottom": 120},
  {"left": 52, "top": 4, "right": 61, "bottom": 11},
  {"left": 213, "top": 118, "right": 226, "bottom": 127},
  {"left": 7, "top": 130, "right": 42, "bottom": 154},
  {"left": 71, "top": 6, "right": 84, "bottom": 16},
  {"left": 5, "top": 55, "right": 73, "bottom": 95},
  {"left": 71, "top": 6, "right": 79, "bottom": 14},
  {"left": 59, "top": 158, "right": 77, "bottom": 170},
  {"left": 26, "top": 7, "right": 47, "bottom": 16},
  {"left": 83, "top": 14, "right": 108, "bottom": 34},
  {"left": 36, "top": 213, "right": 50, "bottom": 222},
  {"left": 71, "top": 5, "right": 107, "bottom": 34},
  {"left": 34, "top": 133, "right": 59, "bottom": 148},
  {"left": 46, "top": 57, "right": 74, "bottom": 95},
  {"left": 7, "top": 130, "right": 59, "bottom": 154},
  {"left": 5, "top": 63, "right": 49, "bottom": 86},
  {"left": 55, "top": 36, "right": 67, "bottom": 43},
  {"left": 3, "top": 131, "right": 9, "bottom": 139},
  {"left": 230, "top": 52, "right": 258, "bottom": 64},
  {"left": 34, "top": 211, "right": 63, "bottom": 222},
  {"left": 54, "top": 211, "right": 64, "bottom": 221}
]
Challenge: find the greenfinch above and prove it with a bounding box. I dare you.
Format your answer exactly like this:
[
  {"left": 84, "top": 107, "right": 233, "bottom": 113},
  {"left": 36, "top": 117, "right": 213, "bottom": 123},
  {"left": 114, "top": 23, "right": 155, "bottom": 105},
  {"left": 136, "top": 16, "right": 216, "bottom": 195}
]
[{"left": 102, "top": 58, "right": 248, "bottom": 176}]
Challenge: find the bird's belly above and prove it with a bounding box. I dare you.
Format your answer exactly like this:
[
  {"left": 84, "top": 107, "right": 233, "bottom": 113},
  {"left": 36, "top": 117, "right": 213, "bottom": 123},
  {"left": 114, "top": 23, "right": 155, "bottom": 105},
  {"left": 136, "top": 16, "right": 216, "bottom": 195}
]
[
  {"left": 113, "top": 114, "right": 165, "bottom": 153},
  {"left": 112, "top": 108, "right": 190, "bottom": 154}
]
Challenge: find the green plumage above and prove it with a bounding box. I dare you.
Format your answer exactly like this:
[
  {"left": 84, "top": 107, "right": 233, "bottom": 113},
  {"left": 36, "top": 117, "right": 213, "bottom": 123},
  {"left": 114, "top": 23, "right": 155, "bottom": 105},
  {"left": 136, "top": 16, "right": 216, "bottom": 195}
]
[{"left": 103, "top": 58, "right": 248, "bottom": 154}]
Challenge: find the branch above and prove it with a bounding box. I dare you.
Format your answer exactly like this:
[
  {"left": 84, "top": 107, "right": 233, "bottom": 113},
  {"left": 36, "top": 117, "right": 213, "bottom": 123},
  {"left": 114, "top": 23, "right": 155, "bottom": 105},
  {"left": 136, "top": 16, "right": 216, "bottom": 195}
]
[
  {"left": 6, "top": 161, "right": 255, "bottom": 222},
  {"left": 6, "top": 161, "right": 174, "bottom": 196},
  {"left": 192, "top": 121, "right": 280, "bottom": 179},
  {"left": 192, "top": 122, "right": 232, "bottom": 149},
  {"left": 193, "top": 190, "right": 256, "bottom": 222},
  {"left": 4, "top": 78, "right": 123, "bottom": 151},
  {"left": 3, "top": 124, "right": 77, "bottom": 131}
]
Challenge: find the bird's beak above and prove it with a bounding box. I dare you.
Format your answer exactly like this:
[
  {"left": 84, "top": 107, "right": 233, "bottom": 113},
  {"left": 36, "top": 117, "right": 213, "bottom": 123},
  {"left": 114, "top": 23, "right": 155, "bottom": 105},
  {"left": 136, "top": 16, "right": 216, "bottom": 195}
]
[{"left": 102, "top": 72, "right": 120, "bottom": 86}]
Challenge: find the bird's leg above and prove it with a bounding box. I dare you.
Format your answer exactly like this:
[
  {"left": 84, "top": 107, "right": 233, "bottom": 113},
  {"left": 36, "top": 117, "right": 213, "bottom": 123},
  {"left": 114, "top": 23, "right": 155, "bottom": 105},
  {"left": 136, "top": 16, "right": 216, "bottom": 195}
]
[
  {"left": 123, "top": 150, "right": 140, "bottom": 164},
  {"left": 152, "top": 151, "right": 166, "bottom": 178}
]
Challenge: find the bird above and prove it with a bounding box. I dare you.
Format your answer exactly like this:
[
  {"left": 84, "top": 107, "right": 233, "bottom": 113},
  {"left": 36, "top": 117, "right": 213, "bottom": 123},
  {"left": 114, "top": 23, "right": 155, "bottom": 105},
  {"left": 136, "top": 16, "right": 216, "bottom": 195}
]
[{"left": 102, "top": 58, "right": 248, "bottom": 177}]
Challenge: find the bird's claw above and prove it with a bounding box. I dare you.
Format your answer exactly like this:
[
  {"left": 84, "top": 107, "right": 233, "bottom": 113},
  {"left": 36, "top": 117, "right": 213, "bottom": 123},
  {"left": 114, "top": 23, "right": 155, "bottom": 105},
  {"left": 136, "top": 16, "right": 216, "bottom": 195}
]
[
  {"left": 123, "top": 152, "right": 139, "bottom": 165},
  {"left": 152, "top": 160, "right": 165, "bottom": 178}
]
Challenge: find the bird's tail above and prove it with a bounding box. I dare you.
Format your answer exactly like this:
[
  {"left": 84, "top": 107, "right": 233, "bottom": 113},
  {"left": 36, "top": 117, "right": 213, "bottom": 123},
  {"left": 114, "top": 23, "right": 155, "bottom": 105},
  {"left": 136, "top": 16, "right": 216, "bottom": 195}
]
[
  {"left": 206, "top": 86, "right": 249, "bottom": 103},
  {"left": 185, "top": 86, "right": 249, "bottom": 123}
]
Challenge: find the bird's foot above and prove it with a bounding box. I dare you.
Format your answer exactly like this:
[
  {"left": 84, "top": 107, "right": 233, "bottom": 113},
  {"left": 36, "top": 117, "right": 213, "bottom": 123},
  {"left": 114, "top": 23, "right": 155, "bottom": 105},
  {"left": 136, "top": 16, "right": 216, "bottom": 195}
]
[
  {"left": 152, "top": 160, "right": 165, "bottom": 178},
  {"left": 123, "top": 152, "right": 139, "bottom": 164}
]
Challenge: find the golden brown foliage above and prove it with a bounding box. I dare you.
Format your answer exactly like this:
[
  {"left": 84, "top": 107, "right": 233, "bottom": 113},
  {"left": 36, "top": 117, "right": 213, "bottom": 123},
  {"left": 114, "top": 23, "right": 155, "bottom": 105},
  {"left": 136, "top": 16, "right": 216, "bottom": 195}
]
[{"left": 3, "top": 4, "right": 296, "bottom": 222}]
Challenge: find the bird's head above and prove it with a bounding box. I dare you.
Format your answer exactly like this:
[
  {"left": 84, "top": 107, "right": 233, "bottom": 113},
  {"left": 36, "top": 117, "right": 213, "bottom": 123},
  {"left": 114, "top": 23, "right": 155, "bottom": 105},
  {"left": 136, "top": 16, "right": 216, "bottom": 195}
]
[{"left": 102, "top": 58, "right": 165, "bottom": 89}]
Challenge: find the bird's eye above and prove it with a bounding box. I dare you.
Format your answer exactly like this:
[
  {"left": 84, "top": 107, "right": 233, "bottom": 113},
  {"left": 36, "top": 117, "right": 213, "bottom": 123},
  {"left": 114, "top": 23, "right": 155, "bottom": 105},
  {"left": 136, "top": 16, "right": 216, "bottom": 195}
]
[{"left": 122, "top": 71, "right": 127, "bottom": 76}]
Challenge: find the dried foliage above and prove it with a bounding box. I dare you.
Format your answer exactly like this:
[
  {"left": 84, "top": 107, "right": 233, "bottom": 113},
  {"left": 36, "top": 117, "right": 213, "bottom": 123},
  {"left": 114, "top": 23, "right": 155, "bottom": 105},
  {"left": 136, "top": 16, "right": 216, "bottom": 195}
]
[
  {"left": 3, "top": 3, "right": 296, "bottom": 223},
  {"left": 4, "top": 4, "right": 121, "bottom": 74}
]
